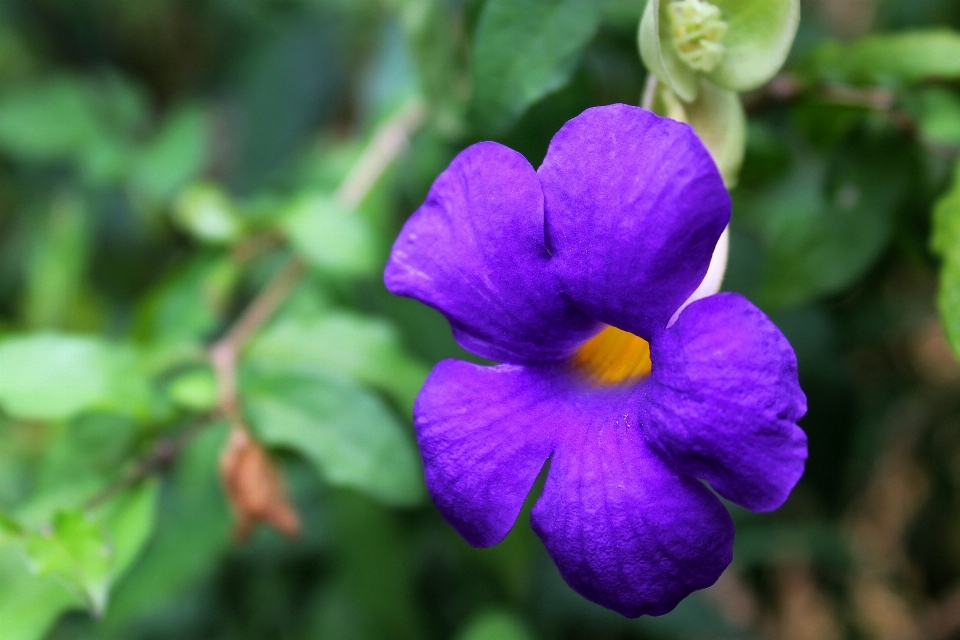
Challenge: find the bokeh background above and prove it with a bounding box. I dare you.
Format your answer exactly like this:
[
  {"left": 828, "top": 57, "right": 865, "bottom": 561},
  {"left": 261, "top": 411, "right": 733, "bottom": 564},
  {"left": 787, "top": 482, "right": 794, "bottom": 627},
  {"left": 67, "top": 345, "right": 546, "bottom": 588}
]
[{"left": 2, "top": 0, "right": 960, "bottom": 639}]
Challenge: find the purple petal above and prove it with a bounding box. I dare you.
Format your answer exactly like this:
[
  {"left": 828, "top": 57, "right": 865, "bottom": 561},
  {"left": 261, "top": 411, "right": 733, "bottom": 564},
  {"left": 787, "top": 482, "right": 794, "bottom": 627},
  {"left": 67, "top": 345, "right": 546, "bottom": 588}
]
[
  {"left": 385, "top": 142, "right": 597, "bottom": 364},
  {"left": 531, "top": 395, "right": 734, "bottom": 618},
  {"left": 539, "top": 104, "right": 730, "bottom": 338},
  {"left": 413, "top": 360, "right": 562, "bottom": 546},
  {"left": 645, "top": 293, "right": 808, "bottom": 512}
]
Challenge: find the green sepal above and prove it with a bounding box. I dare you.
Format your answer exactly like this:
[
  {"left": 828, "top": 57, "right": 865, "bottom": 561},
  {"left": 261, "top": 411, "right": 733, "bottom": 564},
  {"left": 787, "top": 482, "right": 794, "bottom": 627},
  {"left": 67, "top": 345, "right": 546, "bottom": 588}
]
[
  {"left": 706, "top": 0, "right": 800, "bottom": 93},
  {"left": 639, "top": 0, "right": 799, "bottom": 99},
  {"left": 639, "top": 0, "right": 700, "bottom": 102}
]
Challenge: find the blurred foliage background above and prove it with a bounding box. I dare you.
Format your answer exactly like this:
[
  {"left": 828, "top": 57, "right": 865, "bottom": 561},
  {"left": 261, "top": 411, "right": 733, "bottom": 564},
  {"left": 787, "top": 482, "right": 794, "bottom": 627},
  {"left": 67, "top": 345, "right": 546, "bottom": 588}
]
[{"left": 2, "top": 0, "right": 960, "bottom": 639}]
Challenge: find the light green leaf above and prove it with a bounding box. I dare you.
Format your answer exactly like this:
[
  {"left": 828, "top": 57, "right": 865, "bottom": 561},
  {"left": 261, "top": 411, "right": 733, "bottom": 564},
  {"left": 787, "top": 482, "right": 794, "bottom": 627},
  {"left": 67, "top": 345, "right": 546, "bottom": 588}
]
[
  {"left": 282, "top": 193, "right": 377, "bottom": 276},
  {"left": 131, "top": 106, "right": 209, "bottom": 202},
  {"left": 0, "top": 334, "right": 151, "bottom": 421},
  {"left": 165, "top": 366, "right": 218, "bottom": 412},
  {"left": 248, "top": 311, "right": 428, "bottom": 412},
  {"left": 244, "top": 370, "right": 424, "bottom": 507},
  {"left": 0, "top": 510, "right": 22, "bottom": 546},
  {"left": 172, "top": 183, "right": 242, "bottom": 245},
  {"left": 25, "top": 510, "right": 112, "bottom": 615},
  {"left": 456, "top": 611, "right": 536, "bottom": 640},
  {"left": 932, "top": 162, "right": 960, "bottom": 358},
  {"left": 0, "top": 546, "right": 77, "bottom": 640},
  {"left": 471, "top": 0, "right": 612, "bottom": 132},
  {"left": 810, "top": 29, "right": 960, "bottom": 84}
]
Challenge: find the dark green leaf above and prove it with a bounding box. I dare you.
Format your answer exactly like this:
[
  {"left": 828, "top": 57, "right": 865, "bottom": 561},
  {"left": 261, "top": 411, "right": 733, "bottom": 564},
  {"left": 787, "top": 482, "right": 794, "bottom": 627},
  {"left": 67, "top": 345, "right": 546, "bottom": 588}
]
[{"left": 471, "top": 0, "right": 610, "bottom": 132}]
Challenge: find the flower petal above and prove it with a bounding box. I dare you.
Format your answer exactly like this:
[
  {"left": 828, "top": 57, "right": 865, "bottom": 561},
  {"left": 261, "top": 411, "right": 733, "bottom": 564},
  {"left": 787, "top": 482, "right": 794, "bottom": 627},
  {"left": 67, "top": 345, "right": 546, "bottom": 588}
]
[
  {"left": 385, "top": 142, "right": 597, "bottom": 364},
  {"left": 531, "top": 398, "right": 734, "bottom": 618},
  {"left": 414, "top": 360, "right": 561, "bottom": 547},
  {"left": 539, "top": 105, "right": 729, "bottom": 339},
  {"left": 646, "top": 293, "right": 808, "bottom": 512}
]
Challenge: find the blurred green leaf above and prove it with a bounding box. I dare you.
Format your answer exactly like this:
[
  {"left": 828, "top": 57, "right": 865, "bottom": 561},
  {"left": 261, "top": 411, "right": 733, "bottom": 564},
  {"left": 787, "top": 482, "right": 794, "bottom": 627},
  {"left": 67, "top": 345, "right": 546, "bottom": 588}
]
[
  {"left": 914, "top": 87, "right": 960, "bottom": 146},
  {"left": 0, "top": 546, "right": 77, "bottom": 640},
  {"left": 94, "top": 481, "right": 159, "bottom": 581},
  {"left": 165, "top": 366, "right": 218, "bottom": 413},
  {"left": 172, "top": 183, "right": 243, "bottom": 245},
  {"left": 0, "top": 77, "right": 103, "bottom": 162},
  {"left": 932, "top": 161, "right": 960, "bottom": 357},
  {"left": 0, "top": 334, "right": 151, "bottom": 421},
  {"left": 131, "top": 106, "right": 210, "bottom": 203},
  {"left": 98, "top": 425, "right": 231, "bottom": 634},
  {"left": 25, "top": 510, "right": 112, "bottom": 614},
  {"left": 248, "top": 310, "right": 428, "bottom": 412},
  {"left": 244, "top": 370, "right": 424, "bottom": 507},
  {"left": 810, "top": 29, "right": 960, "bottom": 84},
  {"left": 457, "top": 610, "right": 536, "bottom": 640},
  {"left": 282, "top": 193, "right": 377, "bottom": 276},
  {"left": 471, "top": 0, "right": 611, "bottom": 133},
  {"left": 739, "top": 138, "right": 909, "bottom": 308},
  {"left": 136, "top": 254, "right": 239, "bottom": 344},
  {"left": 23, "top": 193, "right": 90, "bottom": 331},
  {"left": 0, "top": 510, "right": 22, "bottom": 544}
]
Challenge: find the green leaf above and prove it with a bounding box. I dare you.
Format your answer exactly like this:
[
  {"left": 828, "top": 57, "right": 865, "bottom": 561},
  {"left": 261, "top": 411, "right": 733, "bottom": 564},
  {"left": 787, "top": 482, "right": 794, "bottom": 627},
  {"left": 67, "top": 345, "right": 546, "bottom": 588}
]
[
  {"left": 136, "top": 254, "right": 239, "bottom": 344},
  {"left": 0, "top": 77, "right": 103, "bottom": 162},
  {"left": 244, "top": 370, "right": 424, "bottom": 507},
  {"left": 0, "top": 546, "right": 77, "bottom": 640},
  {"left": 932, "top": 162, "right": 960, "bottom": 357},
  {"left": 0, "top": 510, "right": 23, "bottom": 546},
  {"left": 93, "top": 481, "right": 159, "bottom": 586},
  {"left": 248, "top": 311, "right": 428, "bottom": 412},
  {"left": 914, "top": 87, "right": 960, "bottom": 146},
  {"left": 738, "top": 138, "right": 909, "bottom": 308},
  {"left": 0, "top": 334, "right": 151, "bottom": 421},
  {"left": 172, "top": 182, "right": 243, "bottom": 245},
  {"left": 23, "top": 193, "right": 91, "bottom": 331},
  {"left": 25, "top": 510, "right": 111, "bottom": 614},
  {"left": 809, "top": 29, "right": 960, "bottom": 84},
  {"left": 131, "top": 106, "right": 210, "bottom": 202},
  {"left": 165, "top": 366, "right": 218, "bottom": 412},
  {"left": 98, "top": 425, "right": 232, "bottom": 632},
  {"left": 456, "top": 611, "right": 536, "bottom": 640},
  {"left": 471, "top": 0, "right": 611, "bottom": 133},
  {"left": 282, "top": 193, "right": 377, "bottom": 276}
]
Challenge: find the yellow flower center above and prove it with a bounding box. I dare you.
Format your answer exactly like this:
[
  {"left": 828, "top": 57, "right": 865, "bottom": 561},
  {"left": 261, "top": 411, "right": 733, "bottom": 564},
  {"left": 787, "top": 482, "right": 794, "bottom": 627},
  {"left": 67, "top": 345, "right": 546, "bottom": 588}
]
[
  {"left": 668, "top": 0, "right": 728, "bottom": 73},
  {"left": 572, "top": 325, "right": 652, "bottom": 385}
]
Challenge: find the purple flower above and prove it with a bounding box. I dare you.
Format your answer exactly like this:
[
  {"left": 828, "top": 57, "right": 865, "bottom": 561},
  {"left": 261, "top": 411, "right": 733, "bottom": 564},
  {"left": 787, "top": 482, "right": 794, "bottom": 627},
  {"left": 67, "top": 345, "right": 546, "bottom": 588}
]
[{"left": 384, "top": 104, "right": 807, "bottom": 617}]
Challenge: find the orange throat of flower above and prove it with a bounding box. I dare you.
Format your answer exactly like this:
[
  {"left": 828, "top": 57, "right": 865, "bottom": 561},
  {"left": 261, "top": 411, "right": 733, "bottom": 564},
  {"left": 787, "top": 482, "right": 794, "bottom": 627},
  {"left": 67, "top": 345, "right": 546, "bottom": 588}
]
[{"left": 572, "top": 325, "right": 652, "bottom": 385}]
